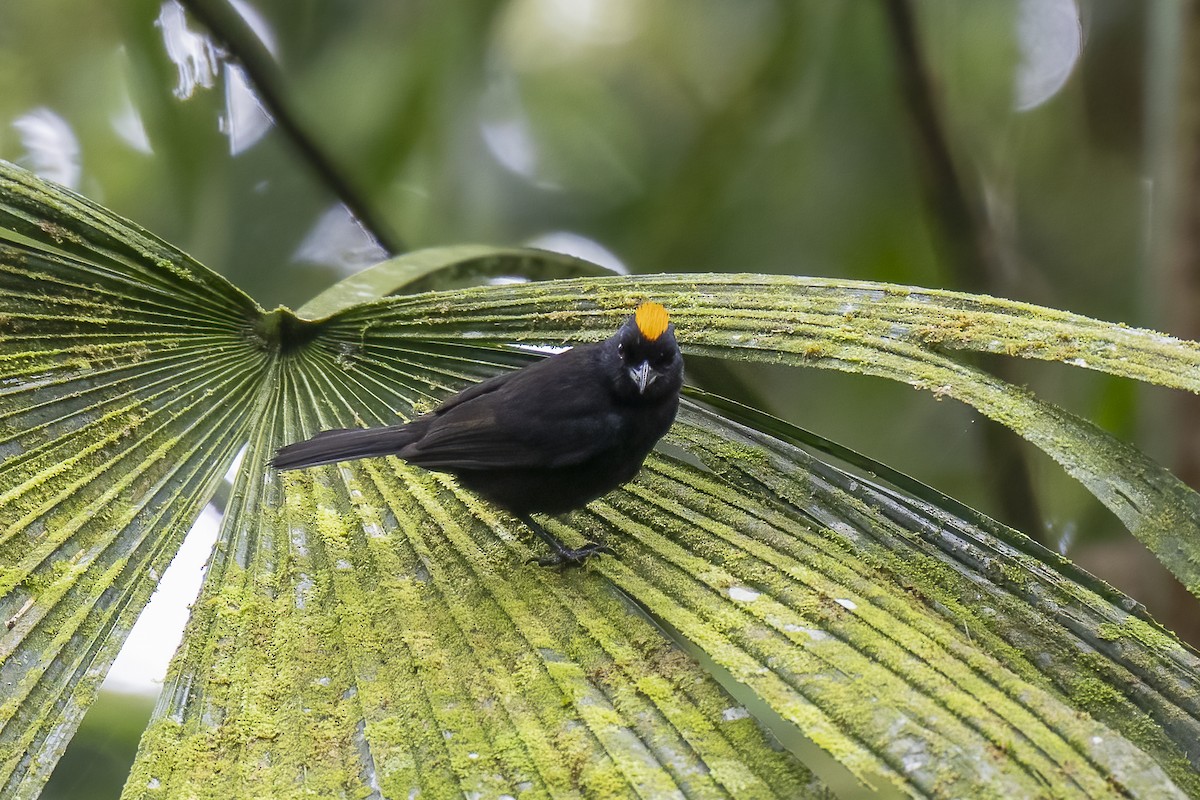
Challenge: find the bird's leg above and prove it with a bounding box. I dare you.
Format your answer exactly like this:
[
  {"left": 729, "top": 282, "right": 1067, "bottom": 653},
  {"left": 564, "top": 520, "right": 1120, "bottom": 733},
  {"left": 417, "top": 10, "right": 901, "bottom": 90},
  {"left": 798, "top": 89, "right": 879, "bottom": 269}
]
[{"left": 517, "top": 514, "right": 613, "bottom": 568}]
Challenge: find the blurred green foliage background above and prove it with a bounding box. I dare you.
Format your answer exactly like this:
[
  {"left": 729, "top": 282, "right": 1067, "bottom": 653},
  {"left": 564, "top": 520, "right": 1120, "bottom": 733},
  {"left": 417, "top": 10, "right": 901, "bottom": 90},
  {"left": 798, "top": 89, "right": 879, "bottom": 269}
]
[{"left": 2, "top": 1, "right": 1193, "bottom": 796}]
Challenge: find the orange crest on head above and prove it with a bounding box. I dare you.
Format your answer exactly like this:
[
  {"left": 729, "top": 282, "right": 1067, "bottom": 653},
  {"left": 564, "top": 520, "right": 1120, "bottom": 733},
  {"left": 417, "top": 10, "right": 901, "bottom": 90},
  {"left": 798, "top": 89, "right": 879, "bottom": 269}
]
[{"left": 635, "top": 302, "right": 669, "bottom": 340}]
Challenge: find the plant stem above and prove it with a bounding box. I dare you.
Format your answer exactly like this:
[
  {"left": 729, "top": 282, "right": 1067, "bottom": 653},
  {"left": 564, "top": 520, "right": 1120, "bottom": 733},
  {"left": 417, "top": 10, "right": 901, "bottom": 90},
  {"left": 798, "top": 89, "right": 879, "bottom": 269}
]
[
  {"left": 881, "top": 0, "right": 1044, "bottom": 540},
  {"left": 177, "top": 0, "right": 406, "bottom": 256},
  {"left": 1164, "top": 0, "right": 1200, "bottom": 644}
]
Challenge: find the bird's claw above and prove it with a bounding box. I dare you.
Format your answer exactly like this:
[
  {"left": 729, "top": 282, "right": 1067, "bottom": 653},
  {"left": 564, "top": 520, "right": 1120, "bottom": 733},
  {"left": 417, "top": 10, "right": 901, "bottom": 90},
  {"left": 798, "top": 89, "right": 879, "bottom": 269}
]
[{"left": 531, "top": 541, "right": 614, "bottom": 569}]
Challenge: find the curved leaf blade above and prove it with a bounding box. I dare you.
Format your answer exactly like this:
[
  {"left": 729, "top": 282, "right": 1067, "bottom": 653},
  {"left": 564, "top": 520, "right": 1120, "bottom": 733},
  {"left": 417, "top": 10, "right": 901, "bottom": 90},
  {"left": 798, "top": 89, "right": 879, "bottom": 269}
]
[
  {"left": 127, "top": 299, "right": 1200, "bottom": 797},
  {"left": 124, "top": 339, "right": 820, "bottom": 799},
  {"left": 2, "top": 172, "right": 1197, "bottom": 800},
  {"left": 297, "top": 245, "right": 618, "bottom": 319},
  {"left": 344, "top": 273, "right": 1200, "bottom": 597},
  {"left": 0, "top": 163, "right": 264, "bottom": 799}
]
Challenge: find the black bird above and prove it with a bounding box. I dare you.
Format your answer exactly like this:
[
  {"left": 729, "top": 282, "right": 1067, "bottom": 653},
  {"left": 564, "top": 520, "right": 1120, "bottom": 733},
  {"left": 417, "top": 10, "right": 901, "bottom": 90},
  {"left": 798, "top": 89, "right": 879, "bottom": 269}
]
[{"left": 272, "top": 303, "right": 684, "bottom": 566}]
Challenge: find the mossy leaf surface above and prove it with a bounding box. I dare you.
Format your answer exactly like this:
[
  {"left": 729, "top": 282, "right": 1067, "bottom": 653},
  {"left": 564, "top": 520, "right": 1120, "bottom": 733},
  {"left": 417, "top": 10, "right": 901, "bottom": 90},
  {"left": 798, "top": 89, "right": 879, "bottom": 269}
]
[
  {"left": 358, "top": 274, "right": 1200, "bottom": 599},
  {"left": 0, "top": 162, "right": 264, "bottom": 797},
  {"left": 1, "top": 165, "right": 1198, "bottom": 799}
]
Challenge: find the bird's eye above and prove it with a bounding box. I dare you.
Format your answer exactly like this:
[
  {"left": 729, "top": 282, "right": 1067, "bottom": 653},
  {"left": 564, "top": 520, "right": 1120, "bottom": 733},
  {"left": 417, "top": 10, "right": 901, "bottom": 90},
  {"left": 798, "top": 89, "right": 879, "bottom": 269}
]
[
  {"left": 655, "top": 353, "right": 674, "bottom": 368},
  {"left": 617, "top": 343, "right": 625, "bottom": 356}
]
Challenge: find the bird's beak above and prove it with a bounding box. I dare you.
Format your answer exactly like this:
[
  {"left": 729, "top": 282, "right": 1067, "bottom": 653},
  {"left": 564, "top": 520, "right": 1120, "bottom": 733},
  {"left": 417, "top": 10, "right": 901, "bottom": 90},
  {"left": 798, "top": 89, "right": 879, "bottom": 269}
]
[{"left": 629, "top": 360, "right": 655, "bottom": 394}]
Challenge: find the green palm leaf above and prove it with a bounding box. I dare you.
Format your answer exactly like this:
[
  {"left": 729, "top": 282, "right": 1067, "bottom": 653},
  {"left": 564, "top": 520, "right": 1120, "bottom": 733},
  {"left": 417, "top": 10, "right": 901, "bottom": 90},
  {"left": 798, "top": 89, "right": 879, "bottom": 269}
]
[{"left": 2, "top": 161, "right": 1198, "bottom": 799}]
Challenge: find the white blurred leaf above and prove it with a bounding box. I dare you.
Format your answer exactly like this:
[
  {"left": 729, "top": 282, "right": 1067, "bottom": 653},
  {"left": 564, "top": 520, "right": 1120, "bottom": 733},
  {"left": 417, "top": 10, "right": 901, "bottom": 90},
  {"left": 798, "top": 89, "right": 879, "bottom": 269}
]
[{"left": 1014, "top": 0, "right": 1082, "bottom": 111}]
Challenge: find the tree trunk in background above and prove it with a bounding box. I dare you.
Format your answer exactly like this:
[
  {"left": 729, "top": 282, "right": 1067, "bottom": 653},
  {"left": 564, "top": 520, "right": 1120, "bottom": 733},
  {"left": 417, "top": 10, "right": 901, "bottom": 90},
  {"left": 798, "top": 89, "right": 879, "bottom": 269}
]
[
  {"left": 1167, "top": 1, "right": 1200, "bottom": 645},
  {"left": 882, "top": 0, "right": 1044, "bottom": 541}
]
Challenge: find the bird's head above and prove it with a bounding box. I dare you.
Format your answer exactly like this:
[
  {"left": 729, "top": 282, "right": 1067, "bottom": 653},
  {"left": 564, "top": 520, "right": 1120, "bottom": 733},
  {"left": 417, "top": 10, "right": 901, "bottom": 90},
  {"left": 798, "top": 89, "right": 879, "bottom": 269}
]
[{"left": 609, "top": 302, "right": 683, "bottom": 402}]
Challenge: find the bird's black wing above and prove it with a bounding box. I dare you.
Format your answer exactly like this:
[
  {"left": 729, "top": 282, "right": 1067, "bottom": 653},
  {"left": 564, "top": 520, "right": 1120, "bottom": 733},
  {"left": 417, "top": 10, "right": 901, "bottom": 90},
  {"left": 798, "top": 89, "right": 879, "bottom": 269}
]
[
  {"left": 271, "top": 422, "right": 427, "bottom": 470},
  {"left": 270, "top": 369, "right": 523, "bottom": 470},
  {"left": 400, "top": 344, "right": 624, "bottom": 470},
  {"left": 431, "top": 366, "right": 518, "bottom": 413}
]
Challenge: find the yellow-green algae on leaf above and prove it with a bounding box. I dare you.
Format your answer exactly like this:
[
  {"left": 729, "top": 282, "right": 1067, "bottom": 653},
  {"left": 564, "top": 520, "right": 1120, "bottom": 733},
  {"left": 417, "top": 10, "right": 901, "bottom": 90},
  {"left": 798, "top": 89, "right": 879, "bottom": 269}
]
[
  {"left": 0, "top": 163, "right": 266, "bottom": 799},
  {"left": 353, "top": 273, "right": 1200, "bottom": 602},
  {"left": 123, "top": 337, "right": 819, "bottom": 799},
  {"left": 131, "top": 266, "right": 1200, "bottom": 796},
  {"left": 3, "top": 170, "right": 1200, "bottom": 800},
  {"left": 670, "top": 405, "right": 1199, "bottom": 793},
  {"left": 1095, "top": 617, "right": 1182, "bottom": 650}
]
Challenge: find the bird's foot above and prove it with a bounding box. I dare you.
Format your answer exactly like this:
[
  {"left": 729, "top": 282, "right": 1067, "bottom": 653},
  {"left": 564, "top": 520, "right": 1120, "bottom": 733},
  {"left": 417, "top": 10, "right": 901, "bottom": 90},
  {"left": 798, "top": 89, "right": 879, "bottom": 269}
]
[{"left": 531, "top": 541, "right": 614, "bottom": 569}]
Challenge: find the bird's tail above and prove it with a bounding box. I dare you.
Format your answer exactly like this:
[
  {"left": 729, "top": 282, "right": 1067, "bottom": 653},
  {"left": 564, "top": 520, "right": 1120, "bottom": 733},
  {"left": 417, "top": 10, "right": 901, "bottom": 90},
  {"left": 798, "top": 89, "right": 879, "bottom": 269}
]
[{"left": 271, "top": 424, "right": 423, "bottom": 471}]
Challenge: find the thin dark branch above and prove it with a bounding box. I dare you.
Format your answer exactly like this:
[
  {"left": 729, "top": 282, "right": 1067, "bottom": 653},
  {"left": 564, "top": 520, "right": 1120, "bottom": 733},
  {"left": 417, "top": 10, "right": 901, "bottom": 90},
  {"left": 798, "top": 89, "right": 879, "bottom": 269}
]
[
  {"left": 881, "top": 0, "right": 1043, "bottom": 539},
  {"left": 177, "top": 0, "right": 406, "bottom": 256},
  {"left": 881, "top": 0, "right": 996, "bottom": 291},
  {"left": 1168, "top": 1, "right": 1200, "bottom": 488},
  {"left": 1166, "top": 1, "right": 1200, "bottom": 644}
]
